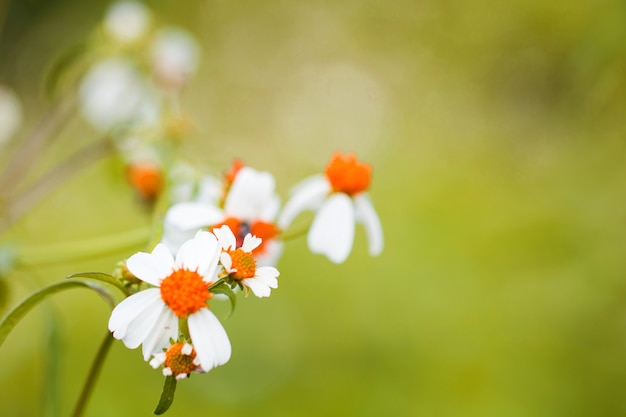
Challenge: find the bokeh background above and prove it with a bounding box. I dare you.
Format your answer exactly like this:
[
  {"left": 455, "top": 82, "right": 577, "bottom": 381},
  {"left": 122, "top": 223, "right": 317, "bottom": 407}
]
[{"left": 1, "top": 0, "right": 626, "bottom": 416}]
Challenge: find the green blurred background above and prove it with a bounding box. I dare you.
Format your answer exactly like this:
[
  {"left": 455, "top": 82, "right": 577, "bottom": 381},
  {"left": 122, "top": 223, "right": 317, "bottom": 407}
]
[{"left": 2, "top": 0, "right": 626, "bottom": 416}]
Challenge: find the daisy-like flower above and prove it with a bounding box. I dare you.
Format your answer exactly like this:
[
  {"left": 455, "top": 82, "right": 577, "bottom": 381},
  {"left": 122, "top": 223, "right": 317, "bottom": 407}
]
[
  {"left": 150, "top": 341, "right": 203, "bottom": 380},
  {"left": 108, "top": 231, "right": 231, "bottom": 372},
  {"left": 278, "top": 152, "right": 383, "bottom": 264},
  {"left": 213, "top": 225, "right": 279, "bottom": 298},
  {"left": 162, "top": 164, "right": 283, "bottom": 265}
]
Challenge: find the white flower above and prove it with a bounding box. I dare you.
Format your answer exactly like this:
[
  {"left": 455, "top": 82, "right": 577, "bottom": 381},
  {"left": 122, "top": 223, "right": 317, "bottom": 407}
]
[
  {"left": 79, "top": 57, "right": 158, "bottom": 132},
  {"left": 278, "top": 152, "right": 383, "bottom": 263},
  {"left": 213, "top": 225, "right": 279, "bottom": 298},
  {"left": 0, "top": 85, "right": 22, "bottom": 146},
  {"left": 104, "top": 1, "right": 151, "bottom": 44},
  {"left": 162, "top": 166, "right": 283, "bottom": 265},
  {"left": 151, "top": 27, "right": 200, "bottom": 89},
  {"left": 108, "top": 231, "right": 231, "bottom": 372}
]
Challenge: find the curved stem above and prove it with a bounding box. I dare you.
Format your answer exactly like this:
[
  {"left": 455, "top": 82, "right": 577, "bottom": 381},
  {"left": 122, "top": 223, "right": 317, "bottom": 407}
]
[
  {"left": 15, "top": 226, "right": 151, "bottom": 267},
  {"left": 71, "top": 331, "right": 114, "bottom": 417}
]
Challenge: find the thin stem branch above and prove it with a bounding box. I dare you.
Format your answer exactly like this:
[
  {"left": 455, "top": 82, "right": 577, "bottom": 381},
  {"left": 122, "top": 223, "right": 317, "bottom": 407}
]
[
  {"left": 15, "top": 225, "right": 151, "bottom": 267},
  {"left": 1, "top": 137, "right": 114, "bottom": 232},
  {"left": 0, "top": 138, "right": 113, "bottom": 231},
  {"left": 0, "top": 93, "right": 77, "bottom": 200},
  {"left": 71, "top": 331, "right": 114, "bottom": 417}
]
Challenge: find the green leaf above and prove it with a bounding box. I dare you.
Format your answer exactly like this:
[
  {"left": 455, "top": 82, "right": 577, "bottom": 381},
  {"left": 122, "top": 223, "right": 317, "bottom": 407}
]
[
  {"left": 153, "top": 375, "right": 177, "bottom": 415},
  {"left": 210, "top": 283, "right": 236, "bottom": 318},
  {"left": 0, "top": 280, "right": 116, "bottom": 348},
  {"left": 67, "top": 272, "right": 129, "bottom": 296}
]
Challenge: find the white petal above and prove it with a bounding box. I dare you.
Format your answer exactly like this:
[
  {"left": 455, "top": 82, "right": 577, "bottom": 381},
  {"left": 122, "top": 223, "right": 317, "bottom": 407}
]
[
  {"left": 150, "top": 352, "right": 166, "bottom": 369},
  {"left": 259, "top": 195, "right": 281, "bottom": 222},
  {"left": 242, "top": 278, "right": 272, "bottom": 298},
  {"left": 119, "top": 298, "right": 166, "bottom": 349},
  {"left": 308, "top": 193, "right": 355, "bottom": 263},
  {"left": 175, "top": 231, "right": 220, "bottom": 277},
  {"left": 164, "top": 202, "right": 223, "bottom": 240},
  {"left": 354, "top": 193, "right": 384, "bottom": 257},
  {"left": 243, "top": 266, "right": 279, "bottom": 298},
  {"left": 220, "top": 252, "right": 233, "bottom": 272},
  {"left": 241, "top": 233, "right": 262, "bottom": 252},
  {"left": 278, "top": 175, "right": 330, "bottom": 229},
  {"left": 126, "top": 244, "right": 174, "bottom": 287},
  {"left": 141, "top": 309, "right": 178, "bottom": 361},
  {"left": 188, "top": 308, "right": 231, "bottom": 372},
  {"left": 225, "top": 167, "right": 278, "bottom": 221},
  {"left": 256, "top": 266, "right": 279, "bottom": 287},
  {"left": 212, "top": 225, "right": 237, "bottom": 251},
  {"left": 108, "top": 288, "right": 161, "bottom": 339}
]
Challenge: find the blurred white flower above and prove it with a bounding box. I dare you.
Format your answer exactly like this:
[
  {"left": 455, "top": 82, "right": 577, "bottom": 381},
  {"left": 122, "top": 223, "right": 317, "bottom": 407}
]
[
  {"left": 163, "top": 166, "right": 283, "bottom": 266},
  {"left": 104, "top": 1, "right": 151, "bottom": 43},
  {"left": 0, "top": 85, "right": 23, "bottom": 146},
  {"left": 79, "top": 57, "right": 158, "bottom": 131},
  {"left": 279, "top": 152, "right": 383, "bottom": 263},
  {"left": 150, "top": 27, "right": 200, "bottom": 89}
]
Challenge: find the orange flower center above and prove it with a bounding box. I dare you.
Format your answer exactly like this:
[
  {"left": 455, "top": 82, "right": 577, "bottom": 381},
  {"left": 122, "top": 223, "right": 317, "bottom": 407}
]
[
  {"left": 127, "top": 162, "right": 163, "bottom": 201},
  {"left": 164, "top": 343, "right": 197, "bottom": 376},
  {"left": 324, "top": 152, "right": 372, "bottom": 196},
  {"left": 211, "top": 218, "right": 280, "bottom": 255},
  {"left": 229, "top": 249, "right": 256, "bottom": 279},
  {"left": 160, "top": 269, "right": 212, "bottom": 318}
]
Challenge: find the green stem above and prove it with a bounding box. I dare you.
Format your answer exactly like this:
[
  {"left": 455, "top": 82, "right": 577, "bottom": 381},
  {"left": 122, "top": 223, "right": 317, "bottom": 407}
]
[
  {"left": 280, "top": 220, "right": 311, "bottom": 241},
  {"left": 15, "top": 226, "right": 151, "bottom": 267},
  {"left": 71, "top": 331, "right": 114, "bottom": 417}
]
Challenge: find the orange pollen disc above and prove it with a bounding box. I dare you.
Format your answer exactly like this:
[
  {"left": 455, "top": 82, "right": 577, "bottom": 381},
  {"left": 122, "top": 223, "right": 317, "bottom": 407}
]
[
  {"left": 165, "top": 343, "right": 197, "bottom": 376},
  {"left": 229, "top": 249, "right": 256, "bottom": 279},
  {"left": 127, "top": 162, "right": 163, "bottom": 200},
  {"left": 324, "top": 152, "right": 372, "bottom": 196},
  {"left": 160, "top": 269, "right": 212, "bottom": 318}
]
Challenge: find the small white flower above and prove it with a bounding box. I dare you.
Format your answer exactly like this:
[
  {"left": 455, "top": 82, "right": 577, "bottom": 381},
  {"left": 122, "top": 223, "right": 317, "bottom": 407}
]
[
  {"left": 104, "top": 1, "right": 151, "bottom": 44},
  {"left": 151, "top": 27, "right": 200, "bottom": 89},
  {"left": 108, "top": 231, "right": 231, "bottom": 372},
  {"left": 278, "top": 152, "right": 383, "bottom": 263},
  {"left": 79, "top": 57, "right": 158, "bottom": 132},
  {"left": 213, "top": 225, "right": 279, "bottom": 298}
]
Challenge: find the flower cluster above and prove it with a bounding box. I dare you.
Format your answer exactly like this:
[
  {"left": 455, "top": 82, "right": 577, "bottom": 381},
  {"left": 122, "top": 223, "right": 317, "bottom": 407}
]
[{"left": 108, "top": 152, "right": 382, "bottom": 379}]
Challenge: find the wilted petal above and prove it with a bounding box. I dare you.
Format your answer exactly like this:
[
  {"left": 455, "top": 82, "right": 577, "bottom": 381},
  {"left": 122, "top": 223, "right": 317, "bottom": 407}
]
[{"left": 308, "top": 193, "right": 355, "bottom": 263}]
